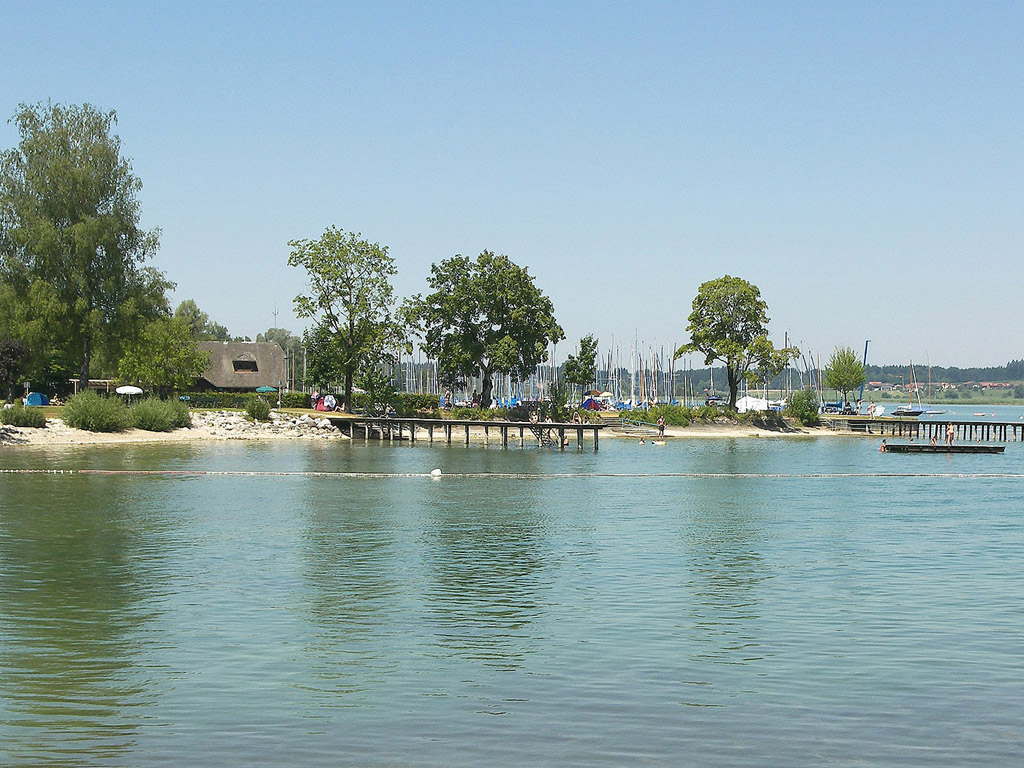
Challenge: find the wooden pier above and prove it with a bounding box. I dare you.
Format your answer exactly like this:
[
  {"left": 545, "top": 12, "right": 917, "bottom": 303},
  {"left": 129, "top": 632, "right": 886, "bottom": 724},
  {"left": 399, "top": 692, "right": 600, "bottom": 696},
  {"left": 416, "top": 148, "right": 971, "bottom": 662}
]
[
  {"left": 328, "top": 416, "right": 605, "bottom": 450},
  {"left": 826, "top": 417, "right": 1024, "bottom": 443}
]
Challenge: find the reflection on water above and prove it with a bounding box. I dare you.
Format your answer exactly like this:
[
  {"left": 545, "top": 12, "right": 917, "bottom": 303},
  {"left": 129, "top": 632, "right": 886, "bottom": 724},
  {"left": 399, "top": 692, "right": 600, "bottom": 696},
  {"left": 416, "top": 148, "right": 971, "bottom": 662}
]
[
  {"left": 297, "top": 479, "right": 404, "bottom": 698},
  {"left": 1, "top": 437, "right": 1023, "bottom": 766},
  {"left": 0, "top": 478, "right": 172, "bottom": 765},
  {"left": 421, "top": 479, "right": 550, "bottom": 668},
  {"left": 681, "top": 480, "right": 770, "bottom": 665}
]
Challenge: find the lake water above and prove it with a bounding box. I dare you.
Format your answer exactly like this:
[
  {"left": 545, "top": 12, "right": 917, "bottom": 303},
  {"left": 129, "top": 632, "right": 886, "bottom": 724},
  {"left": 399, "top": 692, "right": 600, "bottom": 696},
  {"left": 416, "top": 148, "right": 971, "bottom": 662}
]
[{"left": 2, "top": 431, "right": 1023, "bottom": 766}]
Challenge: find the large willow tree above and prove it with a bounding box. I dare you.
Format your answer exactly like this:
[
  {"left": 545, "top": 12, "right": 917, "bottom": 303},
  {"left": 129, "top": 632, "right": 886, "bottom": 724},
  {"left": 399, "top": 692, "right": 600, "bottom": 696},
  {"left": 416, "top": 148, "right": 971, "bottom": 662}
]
[{"left": 0, "top": 102, "right": 163, "bottom": 385}]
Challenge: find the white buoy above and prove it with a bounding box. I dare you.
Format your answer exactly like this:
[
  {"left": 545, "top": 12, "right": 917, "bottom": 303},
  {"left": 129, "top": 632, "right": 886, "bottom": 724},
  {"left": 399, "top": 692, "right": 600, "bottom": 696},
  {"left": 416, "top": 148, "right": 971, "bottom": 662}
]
[{"left": 430, "top": 468, "right": 442, "bottom": 478}]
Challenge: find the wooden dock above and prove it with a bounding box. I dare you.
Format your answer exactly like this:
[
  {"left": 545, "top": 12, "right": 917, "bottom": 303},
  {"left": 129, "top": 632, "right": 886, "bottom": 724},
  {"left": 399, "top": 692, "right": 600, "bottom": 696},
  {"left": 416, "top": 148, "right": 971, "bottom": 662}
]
[
  {"left": 826, "top": 417, "right": 1024, "bottom": 443},
  {"left": 328, "top": 416, "right": 605, "bottom": 450}
]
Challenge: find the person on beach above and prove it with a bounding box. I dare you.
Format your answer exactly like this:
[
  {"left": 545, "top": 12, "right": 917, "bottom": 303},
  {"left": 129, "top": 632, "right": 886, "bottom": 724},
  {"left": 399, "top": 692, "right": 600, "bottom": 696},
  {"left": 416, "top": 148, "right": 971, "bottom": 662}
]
[
  {"left": 946, "top": 422, "right": 955, "bottom": 446},
  {"left": 657, "top": 415, "right": 665, "bottom": 438}
]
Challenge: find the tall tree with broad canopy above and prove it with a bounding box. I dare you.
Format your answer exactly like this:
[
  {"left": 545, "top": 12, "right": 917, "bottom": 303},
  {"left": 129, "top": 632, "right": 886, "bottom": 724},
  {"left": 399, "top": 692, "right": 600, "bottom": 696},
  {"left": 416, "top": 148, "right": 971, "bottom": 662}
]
[
  {"left": 675, "top": 275, "right": 794, "bottom": 410},
  {"left": 288, "top": 227, "right": 399, "bottom": 411},
  {"left": 0, "top": 102, "right": 162, "bottom": 386},
  {"left": 174, "top": 299, "right": 231, "bottom": 341},
  {"left": 118, "top": 316, "right": 210, "bottom": 396},
  {"left": 406, "top": 251, "right": 564, "bottom": 408},
  {"left": 563, "top": 334, "right": 599, "bottom": 404},
  {"left": 824, "top": 345, "right": 866, "bottom": 405}
]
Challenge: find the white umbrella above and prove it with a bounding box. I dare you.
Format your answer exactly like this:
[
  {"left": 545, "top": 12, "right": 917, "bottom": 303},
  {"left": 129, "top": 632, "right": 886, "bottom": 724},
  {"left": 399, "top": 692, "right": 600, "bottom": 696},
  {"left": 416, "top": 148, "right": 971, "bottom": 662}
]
[{"left": 116, "top": 385, "right": 143, "bottom": 403}]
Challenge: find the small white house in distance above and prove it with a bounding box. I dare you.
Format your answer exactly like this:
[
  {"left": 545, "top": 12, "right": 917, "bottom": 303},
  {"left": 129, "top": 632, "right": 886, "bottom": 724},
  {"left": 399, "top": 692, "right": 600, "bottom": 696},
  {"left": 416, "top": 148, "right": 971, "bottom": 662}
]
[
  {"left": 735, "top": 395, "right": 769, "bottom": 413},
  {"left": 196, "top": 341, "right": 285, "bottom": 391}
]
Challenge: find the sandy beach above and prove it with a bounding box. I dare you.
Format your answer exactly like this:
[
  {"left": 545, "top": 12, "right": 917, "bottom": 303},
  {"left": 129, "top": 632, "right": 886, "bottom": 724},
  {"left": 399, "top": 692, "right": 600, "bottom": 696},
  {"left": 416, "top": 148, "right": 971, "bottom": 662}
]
[{"left": 1, "top": 411, "right": 834, "bottom": 448}]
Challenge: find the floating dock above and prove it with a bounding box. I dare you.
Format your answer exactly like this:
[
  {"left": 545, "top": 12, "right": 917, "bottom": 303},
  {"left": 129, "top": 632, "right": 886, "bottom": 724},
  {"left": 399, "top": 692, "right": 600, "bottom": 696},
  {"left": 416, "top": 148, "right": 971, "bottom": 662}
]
[{"left": 882, "top": 443, "right": 1005, "bottom": 454}]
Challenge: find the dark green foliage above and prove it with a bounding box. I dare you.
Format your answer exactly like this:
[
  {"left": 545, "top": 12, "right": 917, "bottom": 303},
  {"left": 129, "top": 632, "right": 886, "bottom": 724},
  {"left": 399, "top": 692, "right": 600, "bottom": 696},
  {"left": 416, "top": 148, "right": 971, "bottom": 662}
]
[
  {"left": 246, "top": 396, "right": 271, "bottom": 422},
  {"left": 396, "top": 393, "right": 442, "bottom": 414},
  {"left": 174, "top": 299, "right": 231, "bottom": 341},
  {"left": 0, "top": 102, "right": 164, "bottom": 385},
  {"left": 406, "top": 250, "right": 563, "bottom": 408},
  {"left": 181, "top": 391, "right": 306, "bottom": 409},
  {"left": 0, "top": 401, "right": 47, "bottom": 427},
  {"left": 0, "top": 339, "right": 31, "bottom": 399},
  {"left": 62, "top": 391, "right": 129, "bottom": 432},
  {"left": 786, "top": 388, "right": 821, "bottom": 426},
  {"left": 563, "top": 334, "right": 599, "bottom": 398},
  {"left": 289, "top": 227, "right": 399, "bottom": 411},
  {"left": 129, "top": 397, "right": 192, "bottom": 432},
  {"left": 676, "top": 275, "right": 794, "bottom": 410}
]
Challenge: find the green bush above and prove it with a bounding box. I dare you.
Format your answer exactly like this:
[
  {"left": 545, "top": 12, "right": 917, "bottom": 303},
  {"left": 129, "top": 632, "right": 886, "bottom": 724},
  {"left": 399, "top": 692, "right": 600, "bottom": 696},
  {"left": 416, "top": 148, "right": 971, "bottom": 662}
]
[
  {"left": 397, "top": 393, "right": 443, "bottom": 414},
  {"left": 623, "top": 404, "right": 692, "bottom": 427},
  {"left": 785, "top": 388, "right": 821, "bottom": 426},
  {"left": 130, "top": 398, "right": 192, "bottom": 432},
  {"left": 62, "top": 391, "right": 130, "bottom": 432},
  {"left": 246, "top": 396, "right": 271, "bottom": 422},
  {"left": 1, "top": 402, "right": 47, "bottom": 428},
  {"left": 182, "top": 391, "right": 308, "bottom": 409}
]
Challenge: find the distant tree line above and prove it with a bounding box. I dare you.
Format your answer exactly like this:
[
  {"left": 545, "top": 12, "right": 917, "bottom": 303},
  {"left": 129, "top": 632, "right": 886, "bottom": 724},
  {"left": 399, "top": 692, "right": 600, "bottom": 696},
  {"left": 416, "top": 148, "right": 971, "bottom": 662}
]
[{"left": 5, "top": 100, "right": 1011, "bottom": 412}]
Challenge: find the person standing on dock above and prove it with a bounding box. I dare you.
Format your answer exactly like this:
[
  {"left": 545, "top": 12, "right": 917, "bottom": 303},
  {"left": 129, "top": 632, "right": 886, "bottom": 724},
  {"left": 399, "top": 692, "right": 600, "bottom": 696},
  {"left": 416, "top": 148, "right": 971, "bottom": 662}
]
[{"left": 946, "top": 422, "right": 955, "bottom": 447}]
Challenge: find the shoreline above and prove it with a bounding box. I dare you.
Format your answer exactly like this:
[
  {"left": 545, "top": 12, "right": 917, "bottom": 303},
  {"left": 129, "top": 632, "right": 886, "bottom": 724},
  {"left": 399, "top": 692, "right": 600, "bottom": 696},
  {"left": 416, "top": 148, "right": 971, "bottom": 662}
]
[{"left": 2, "top": 413, "right": 837, "bottom": 448}]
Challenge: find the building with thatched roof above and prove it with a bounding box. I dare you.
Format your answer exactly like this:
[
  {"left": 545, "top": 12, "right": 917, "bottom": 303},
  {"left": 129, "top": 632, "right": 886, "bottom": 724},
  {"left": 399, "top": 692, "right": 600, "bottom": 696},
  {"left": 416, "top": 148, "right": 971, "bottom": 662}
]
[{"left": 197, "top": 341, "right": 286, "bottom": 391}]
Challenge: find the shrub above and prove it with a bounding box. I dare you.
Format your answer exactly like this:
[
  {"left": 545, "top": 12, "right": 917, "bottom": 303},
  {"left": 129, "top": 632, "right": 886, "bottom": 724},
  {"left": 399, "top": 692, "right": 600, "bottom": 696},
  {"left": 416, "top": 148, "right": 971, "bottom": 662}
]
[
  {"left": 246, "top": 396, "right": 271, "bottom": 422},
  {"left": 785, "top": 388, "right": 820, "bottom": 426},
  {"left": 0, "top": 402, "right": 47, "bottom": 428},
  {"left": 169, "top": 399, "right": 192, "bottom": 428},
  {"left": 62, "top": 391, "right": 129, "bottom": 432},
  {"left": 397, "top": 393, "right": 443, "bottom": 414},
  {"left": 130, "top": 398, "right": 192, "bottom": 432}
]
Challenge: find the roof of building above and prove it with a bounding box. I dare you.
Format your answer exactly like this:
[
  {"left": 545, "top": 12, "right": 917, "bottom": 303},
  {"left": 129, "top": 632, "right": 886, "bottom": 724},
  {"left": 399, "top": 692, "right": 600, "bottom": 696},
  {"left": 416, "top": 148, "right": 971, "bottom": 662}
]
[{"left": 197, "top": 341, "right": 286, "bottom": 390}]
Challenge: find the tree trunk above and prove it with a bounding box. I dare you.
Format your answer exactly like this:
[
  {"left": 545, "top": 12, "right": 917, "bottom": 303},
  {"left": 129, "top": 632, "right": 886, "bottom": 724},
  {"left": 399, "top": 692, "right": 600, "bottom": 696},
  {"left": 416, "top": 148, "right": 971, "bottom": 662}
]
[
  {"left": 343, "top": 370, "right": 353, "bottom": 412},
  {"left": 481, "top": 366, "right": 494, "bottom": 409},
  {"left": 727, "top": 366, "right": 739, "bottom": 410},
  {"left": 78, "top": 330, "right": 91, "bottom": 389}
]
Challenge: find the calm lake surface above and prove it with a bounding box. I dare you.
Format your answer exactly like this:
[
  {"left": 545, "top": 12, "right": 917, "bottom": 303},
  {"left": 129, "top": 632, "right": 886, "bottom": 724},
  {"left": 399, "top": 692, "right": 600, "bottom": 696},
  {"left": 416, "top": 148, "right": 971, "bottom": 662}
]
[{"left": 2, "top": 431, "right": 1023, "bottom": 766}]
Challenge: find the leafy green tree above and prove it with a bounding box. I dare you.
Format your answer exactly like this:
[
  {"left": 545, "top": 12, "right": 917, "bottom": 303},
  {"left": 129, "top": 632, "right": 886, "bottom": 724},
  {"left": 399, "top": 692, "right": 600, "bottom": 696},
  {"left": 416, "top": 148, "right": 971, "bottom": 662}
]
[
  {"left": 174, "top": 299, "right": 231, "bottom": 341},
  {"left": 288, "top": 227, "right": 400, "bottom": 410},
  {"left": 563, "top": 334, "right": 599, "bottom": 403},
  {"left": 118, "top": 316, "right": 210, "bottom": 395},
  {"left": 824, "top": 345, "right": 866, "bottom": 404},
  {"left": 0, "top": 338, "right": 30, "bottom": 399},
  {"left": 257, "top": 327, "right": 301, "bottom": 357},
  {"left": 675, "top": 275, "right": 788, "bottom": 410},
  {"left": 406, "top": 251, "right": 563, "bottom": 408},
  {"left": 0, "top": 102, "right": 162, "bottom": 386},
  {"left": 748, "top": 336, "right": 799, "bottom": 395}
]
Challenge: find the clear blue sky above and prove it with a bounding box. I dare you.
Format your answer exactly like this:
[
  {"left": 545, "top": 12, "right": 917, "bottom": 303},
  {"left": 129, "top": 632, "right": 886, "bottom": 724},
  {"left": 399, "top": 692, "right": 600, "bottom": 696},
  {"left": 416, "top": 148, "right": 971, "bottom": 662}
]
[{"left": 2, "top": 1, "right": 1022, "bottom": 367}]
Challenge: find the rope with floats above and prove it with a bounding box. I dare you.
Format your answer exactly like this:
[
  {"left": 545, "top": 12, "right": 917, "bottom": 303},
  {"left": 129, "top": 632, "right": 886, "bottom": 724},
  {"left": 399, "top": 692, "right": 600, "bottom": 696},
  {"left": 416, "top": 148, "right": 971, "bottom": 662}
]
[{"left": 1, "top": 469, "right": 1023, "bottom": 480}]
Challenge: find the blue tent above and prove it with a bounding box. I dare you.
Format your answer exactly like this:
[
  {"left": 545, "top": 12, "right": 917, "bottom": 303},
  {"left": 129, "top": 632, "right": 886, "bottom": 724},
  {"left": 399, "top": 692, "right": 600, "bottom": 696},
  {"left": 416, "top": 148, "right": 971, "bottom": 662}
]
[{"left": 25, "top": 392, "right": 49, "bottom": 406}]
